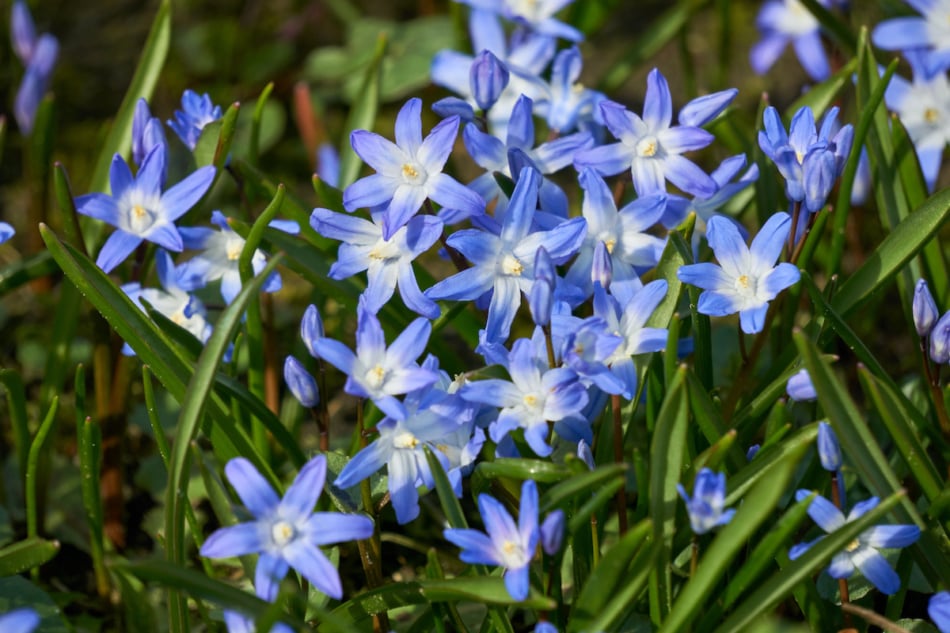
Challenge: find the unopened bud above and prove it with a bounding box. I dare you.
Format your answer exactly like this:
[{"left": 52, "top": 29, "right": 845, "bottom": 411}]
[{"left": 470, "top": 50, "right": 509, "bottom": 112}]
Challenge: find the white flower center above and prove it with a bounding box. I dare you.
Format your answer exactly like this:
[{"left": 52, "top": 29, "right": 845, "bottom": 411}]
[
  {"left": 500, "top": 539, "right": 529, "bottom": 567},
  {"left": 501, "top": 254, "right": 524, "bottom": 276},
  {"left": 365, "top": 364, "right": 387, "bottom": 389},
  {"left": 271, "top": 520, "right": 296, "bottom": 547},
  {"left": 925, "top": 107, "right": 940, "bottom": 124},
  {"left": 226, "top": 237, "right": 244, "bottom": 261},
  {"left": 845, "top": 538, "right": 861, "bottom": 552},
  {"left": 368, "top": 238, "right": 401, "bottom": 261},
  {"left": 393, "top": 431, "right": 420, "bottom": 449},
  {"left": 636, "top": 136, "right": 660, "bottom": 158},
  {"left": 129, "top": 204, "right": 155, "bottom": 233},
  {"left": 401, "top": 162, "right": 427, "bottom": 186},
  {"left": 734, "top": 274, "right": 758, "bottom": 298}
]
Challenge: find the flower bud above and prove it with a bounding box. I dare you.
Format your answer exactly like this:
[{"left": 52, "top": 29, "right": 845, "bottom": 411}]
[
  {"left": 930, "top": 311, "right": 950, "bottom": 364},
  {"left": 11, "top": 1, "right": 36, "bottom": 64},
  {"left": 786, "top": 369, "right": 817, "bottom": 401},
  {"left": 591, "top": 240, "right": 612, "bottom": 290},
  {"left": 284, "top": 355, "right": 319, "bottom": 408},
  {"left": 301, "top": 304, "right": 324, "bottom": 359},
  {"left": 746, "top": 444, "right": 760, "bottom": 461},
  {"left": 678, "top": 88, "right": 738, "bottom": 127},
  {"left": 470, "top": 50, "right": 509, "bottom": 112},
  {"left": 540, "top": 510, "right": 565, "bottom": 555},
  {"left": 817, "top": 422, "right": 842, "bottom": 471},
  {"left": 914, "top": 279, "right": 939, "bottom": 337},
  {"left": 529, "top": 247, "right": 555, "bottom": 326}
]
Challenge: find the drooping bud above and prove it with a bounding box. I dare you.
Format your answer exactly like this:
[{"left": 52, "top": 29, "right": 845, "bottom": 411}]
[
  {"left": 817, "top": 422, "right": 842, "bottom": 472},
  {"left": 540, "top": 510, "right": 565, "bottom": 555},
  {"left": 786, "top": 368, "right": 817, "bottom": 402},
  {"left": 470, "top": 49, "right": 509, "bottom": 112},
  {"left": 301, "top": 304, "right": 325, "bottom": 359},
  {"left": 529, "top": 247, "right": 555, "bottom": 326},
  {"left": 914, "top": 279, "right": 939, "bottom": 337},
  {"left": 284, "top": 356, "right": 319, "bottom": 408}
]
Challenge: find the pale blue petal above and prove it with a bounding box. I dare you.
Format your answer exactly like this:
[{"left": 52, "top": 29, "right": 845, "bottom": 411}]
[
  {"left": 225, "top": 457, "right": 280, "bottom": 516},
  {"left": 826, "top": 551, "right": 855, "bottom": 579},
  {"left": 444, "top": 528, "right": 499, "bottom": 565},
  {"left": 749, "top": 212, "right": 791, "bottom": 267},
  {"left": 109, "top": 153, "right": 134, "bottom": 199},
  {"left": 643, "top": 68, "right": 672, "bottom": 131},
  {"left": 862, "top": 525, "right": 920, "bottom": 549},
  {"left": 677, "top": 263, "right": 731, "bottom": 291},
  {"left": 137, "top": 144, "right": 167, "bottom": 197},
  {"left": 793, "top": 31, "right": 830, "bottom": 81},
  {"left": 706, "top": 216, "right": 749, "bottom": 278},
  {"left": 486, "top": 277, "right": 522, "bottom": 342},
  {"left": 304, "top": 512, "right": 374, "bottom": 545},
  {"left": 852, "top": 546, "right": 899, "bottom": 594},
  {"left": 161, "top": 166, "right": 216, "bottom": 222},
  {"left": 199, "top": 523, "right": 265, "bottom": 558},
  {"left": 418, "top": 115, "right": 460, "bottom": 171},
  {"left": 311, "top": 338, "right": 357, "bottom": 376},
  {"left": 872, "top": 18, "right": 931, "bottom": 52},
  {"left": 762, "top": 263, "right": 800, "bottom": 296},
  {"left": 254, "top": 553, "right": 289, "bottom": 602},
  {"left": 279, "top": 455, "right": 326, "bottom": 520},
  {"left": 145, "top": 222, "right": 184, "bottom": 253},
  {"left": 427, "top": 173, "right": 485, "bottom": 218},
  {"left": 504, "top": 565, "right": 530, "bottom": 601},
  {"left": 382, "top": 185, "right": 427, "bottom": 240},
  {"left": 426, "top": 266, "right": 495, "bottom": 300},
  {"left": 335, "top": 441, "right": 389, "bottom": 488},
  {"left": 663, "top": 155, "right": 716, "bottom": 197},
  {"left": 311, "top": 206, "right": 379, "bottom": 243},
  {"left": 96, "top": 230, "right": 142, "bottom": 273},
  {"left": 350, "top": 130, "right": 405, "bottom": 175},
  {"left": 658, "top": 126, "right": 714, "bottom": 154},
  {"left": 395, "top": 98, "right": 423, "bottom": 156},
  {"left": 697, "top": 291, "right": 743, "bottom": 317},
  {"left": 740, "top": 305, "right": 769, "bottom": 334},
  {"left": 76, "top": 193, "right": 120, "bottom": 225},
  {"left": 801, "top": 492, "right": 845, "bottom": 532},
  {"left": 387, "top": 317, "right": 431, "bottom": 368},
  {"left": 283, "top": 539, "right": 343, "bottom": 599},
  {"left": 343, "top": 174, "right": 399, "bottom": 212},
  {"left": 574, "top": 142, "right": 634, "bottom": 177}
]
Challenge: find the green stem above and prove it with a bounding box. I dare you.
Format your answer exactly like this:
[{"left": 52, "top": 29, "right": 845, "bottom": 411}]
[{"left": 612, "top": 394, "right": 628, "bottom": 535}]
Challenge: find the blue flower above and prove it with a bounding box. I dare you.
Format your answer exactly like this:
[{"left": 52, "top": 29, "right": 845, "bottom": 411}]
[
  {"left": 661, "top": 154, "right": 759, "bottom": 230},
  {"left": 750, "top": 0, "right": 830, "bottom": 81},
  {"left": 758, "top": 106, "right": 852, "bottom": 213},
  {"left": 454, "top": 0, "right": 583, "bottom": 42},
  {"left": 873, "top": 1, "right": 950, "bottom": 78},
  {"left": 121, "top": 250, "right": 213, "bottom": 355},
  {"left": 931, "top": 591, "right": 950, "bottom": 633},
  {"left": 345, "top": 98, "right": 485, "bottom": 240},
  {"left": 789, "top": 491, "right": 920, "bottom": 595},
  {"left": 460, "top": 337, "right": 588, "bottom": 456},
  {"left": 565, "top": 168, "right": 667, "bottom": 298},
  {"left": 168, "top": 89, "right": 222, "bottom": 150},
  {"left": 11, "top": 1, "right": 57, "bottom": 135},
  {"left": 588, "top": 280, "right": 669, "bottom": 398},
  {"left": 334, "top": 358, "right": 484, "bottom": 523},
  {"left": 676, "top": 213, "right": 801, "bottom": 334},
  {"left": 0, "top": 608, "right": 39, "bottom": 633},
  {"left": 915, "top": 278, "right": 940, "bottom": 337},
  {"left": 223, "top": 610, "right": 293, "bottom": 633},
  {"left": 426, "top": 167, "right": 587, "bottom": 342},
  {"left": 132, "top": 98, "right": 166, "bottom": 169},
  {"left": 177, "top": 211, "right": 284, "bottom": 305},
  {"left": 534, "top": 46, "right": 606, "bottom": 135},
  {"left": 311, "top": 299, "right": 440, "bottom": 421},
  {"left": 677, "top": 468, "right": 735, "bottom": 534},
  {"left": 540, "top": 509, "right": 565, "bottom": 555},
  {"left": 786, "top": 368, "right": 817, "bottom": 401},
  {"left": 310, "top": 207, "right": 442, "bottom": 319},
  {"left": 444, "top": 479, "right": 541, "bottom": 601},
  {"left": 884, "top": 54, "right": 950, "bottom": 192},
  {"left": 0, "top": 223, "right": 15, "bottom": 244},
  {"left": 200, "top": 454, "right": 374, "bottom": 601},
  {"left": 574, "top": 69, "right": 717, "bottom": 197},
  {"left": 75, "top": 144, "right": 216, "bottom": 273},
  {"left": 471, "top": 49, "right": 510, "bottom": 111}
]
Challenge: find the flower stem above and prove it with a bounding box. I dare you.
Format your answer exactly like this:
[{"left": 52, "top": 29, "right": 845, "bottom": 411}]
[
  {"left": 840, "top": 602, "right": 912, "bottom": 633},
  {"left": 356, "top": 401, "right": 390, "bottom": 633},
  {"left": 611, "top": 394, "right": 628, "bottom": 535},
  {"left": 690, "top": 535, "right": 699, "bottom": 577},
  {"left": 829, "top": 470, "right": 852, "bottom": 627}
]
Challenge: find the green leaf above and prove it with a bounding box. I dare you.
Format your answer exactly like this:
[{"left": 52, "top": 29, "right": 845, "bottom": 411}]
[
  {"left": 648, "top": 365, "right": 689, "bottom": 624},
  {"left": 714, "top": 491, "right": 905, "bottom": 633},
  {"left": 726, "top": 424, "right": 817, "bottom": 506},
  {"left": 0, "top": 252, "right": 59, "bottom": 295},
  {"left": 795, "top": 331, "right": 950, "bottom": 588},
  {"left": 420, "top": 577, "right": 555, "bottom": 608},
  {"left": 568, "top": 519, "right": 652, "bottom": 633},
  {"left": 475, "top": 459, "right": 572, "bottom": 484},
  {"left": 539, "top": 463, "right": 628, "bottom": 512},
  {"left": 787, "top": 58, "right": 857, "bottom": 123},
  {"left": 0, "top": 576, "right": 69, "bottom": 632},
  {"left": 338, "top": 34, "right": 386, "bottom": 188},
  {"left": 25, "top": 397, "right": 58, "bottom": 539},
  {"left": 164, "top": 255, "right": 286, "bottom": 629},
  {"left": 660, "top": 439, "right": 809, "bottom": 632},
  {"left": 85, "top": 0, "right": 171, "bottom": 248},
  {"left": 0, "top": 538, "right": 60, "bottom": 576},
  {"left": 424, "top": 447, "right": 468, "bottom": 530},
  {"left": 858, "top": 369, "right": 944, "bottom": 505},
  {"left": 0, "top": 369, "right": 30, "bottom": 482}
]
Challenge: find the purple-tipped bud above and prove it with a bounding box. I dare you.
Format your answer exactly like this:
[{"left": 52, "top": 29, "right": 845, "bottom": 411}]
[
  {"left": 746, "top": 444, "right": 760, "bottom": 461},
  {"left": 540, "top": 509, "right": 565, "bottom": 555},
  {"left": 301, "top": 304, "right": 325, "bottom": 359},
  {"left": 817, "top": 422, "right": 842, "bottom": 472},
  {"left": 470, "top": 50, "right": 509, "bottom": 112},
  {"left": 786, "top": 369, "right": 817, "bottom": 402},
  {"left": 529, "top": 247, "right": 555, "bottom": 326},
  {"left": 577, "top": 439, "right": 594, "bottom": 470},
  {"left": 914, "top": 279, "right": 939, "bottom": 337},
  {"left": 432, "top": 97, "right": 475, "bottom": 123},
  {"left": 317, "top": 143, "right": 340, "bottom": 189},
  {"left": 284, "top": 355, "right": 319, "bottom": 407},
  {"left": 930, "top": 311, "right": 950, "bottom": 364},
  {"left": 678, "top": 88, "right": 738, "bottom": 127},
  {"left": 11, "top": 1, "right": 36, "bottom": 64},
  {"left": 591, "top": 240, "right": 612, "bottom": 290}
]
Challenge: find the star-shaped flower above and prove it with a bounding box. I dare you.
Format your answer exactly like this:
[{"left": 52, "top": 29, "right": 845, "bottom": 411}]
[
  {"left": 344, "top": 98, "right": 485, "bottom": 239},
  {"left": 750, "top": 0, "right": 831, "bottom": 81},
  {"left": 677, "top": 212, "right": 800, "bottom": 334},
  {"left": 200, "top": 454, "right": 373, "bottom": 602},
  {"left": 75, "top": 144, "right": 215, "bottom": 273},
  {"left": 677, "top": 468, "right": 735, "bottom": 535},
  {"left": 789, "top": 491, "right": 920, "bottom": 595},
  {"left": 873, "top": 0, "right": 950, "bottom": 79}
]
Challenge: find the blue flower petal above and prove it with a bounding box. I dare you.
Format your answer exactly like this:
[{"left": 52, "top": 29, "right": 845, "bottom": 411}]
[
  {"left": 283, "top": 539, "right": 343, "bottom": 599},
  {"left": 224, "top": 457, "right": 280, "bottom": 516},
  {"left": 852, "top": 545, "right": 900, "bottom": 594}
]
